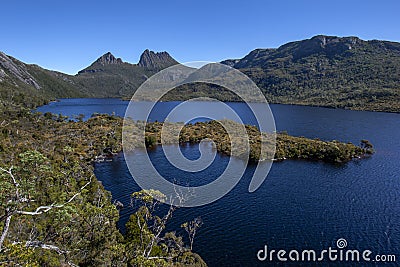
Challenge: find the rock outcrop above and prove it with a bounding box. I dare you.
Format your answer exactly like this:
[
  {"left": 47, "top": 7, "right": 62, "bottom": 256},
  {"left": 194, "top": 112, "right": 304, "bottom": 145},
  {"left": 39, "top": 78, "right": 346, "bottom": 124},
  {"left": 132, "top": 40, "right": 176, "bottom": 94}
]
[
  {"left": 0, "top": 52, "right": 41, "bottom": 89},
  {"left": 94, "top": 52, "right": 123, "bottom": 66},
  {"left": 138, "top": 49, "right": 178, "bottom": 70}
]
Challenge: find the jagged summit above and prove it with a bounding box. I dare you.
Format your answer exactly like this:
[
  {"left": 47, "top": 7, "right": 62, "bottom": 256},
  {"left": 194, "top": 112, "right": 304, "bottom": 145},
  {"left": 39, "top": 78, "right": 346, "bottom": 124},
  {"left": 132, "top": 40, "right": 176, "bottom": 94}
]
[
  {"left": 95, "top": 52, "right": 123, "bottom": 66},
  {"left": 78, "top": 50, "right": 178, "bottom": 75},
  {"left": 138, "top": 49, "right": 178, "bottom": 70},
  {"left": 78, "top": 52, "right": 124, "bottom": 74},
  {"left": 2, "top": 35, "right": 400, "bottom": 112}
]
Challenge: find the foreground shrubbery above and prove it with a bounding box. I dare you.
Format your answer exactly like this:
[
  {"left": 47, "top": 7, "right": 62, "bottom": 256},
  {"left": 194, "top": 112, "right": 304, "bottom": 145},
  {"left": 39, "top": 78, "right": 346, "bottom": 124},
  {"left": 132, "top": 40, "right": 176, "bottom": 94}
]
[
  {"left": 0, "top": 111, "right": 206, "bottom": 266},
  {"left": 0, "top": 110, "right": 373, "bottom": 265}
]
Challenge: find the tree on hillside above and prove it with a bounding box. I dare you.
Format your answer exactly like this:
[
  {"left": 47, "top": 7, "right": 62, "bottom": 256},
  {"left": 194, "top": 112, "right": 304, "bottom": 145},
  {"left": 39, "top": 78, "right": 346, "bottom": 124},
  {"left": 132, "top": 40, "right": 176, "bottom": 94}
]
[{"left": 125, "top": 189, "right": 206, "bottom": 267}]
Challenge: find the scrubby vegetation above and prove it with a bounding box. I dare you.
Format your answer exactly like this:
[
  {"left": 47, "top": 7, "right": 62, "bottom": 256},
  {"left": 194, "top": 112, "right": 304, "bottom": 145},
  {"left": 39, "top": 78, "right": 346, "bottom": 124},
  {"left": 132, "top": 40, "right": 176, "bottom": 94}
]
[
  {"left": 227, "top": 36, "right": 400, "bottom": 112},
  {"left": 1, "top": 34, "right": 386, "bottom": 266},
  {"left": 0, "top": 110, "right": 206, "bottom": 266},
  {"left": 0, "top": 106, "right": 372, "bottom": 265},
  {"left": 142, "top": 120, "right": 373, "bottom": 163}
]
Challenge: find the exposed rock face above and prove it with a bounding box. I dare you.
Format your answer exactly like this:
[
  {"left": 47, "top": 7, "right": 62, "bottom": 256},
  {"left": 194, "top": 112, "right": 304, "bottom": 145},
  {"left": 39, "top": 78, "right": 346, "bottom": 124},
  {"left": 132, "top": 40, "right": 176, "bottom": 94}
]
[
  {"left": 220, "top": 59, "right": 240, "bottom": 67},
  {"left": 78, "top": 68, "right": 104, "bottom": 74},
  {"left": 138, "top": 49, "right": 178, "bottom": 70},
  {"left": 0, "top": 68, "right": 6, "bottom": 79},
  {"left": 0, "top": 52, "right": 41, "bottom": 89},
  {"left": 95, "top": 52, "right": 123, "bottom": 66},
  {"left": 223, "top": 35, "right": 400, "bottom": 69},
  {"left": 287, "top": 35, "right": 362, "bottom": 59},
  {"left": 78, "top": 52, "right": 123, "bottom": 74}
]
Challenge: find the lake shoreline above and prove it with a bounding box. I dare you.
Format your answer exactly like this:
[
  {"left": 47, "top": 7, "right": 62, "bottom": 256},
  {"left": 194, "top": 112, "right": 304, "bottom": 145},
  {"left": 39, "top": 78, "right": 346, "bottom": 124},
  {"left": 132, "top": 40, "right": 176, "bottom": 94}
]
[
  {"left": 41, "top": 97, "right": 400, "bottom": 114},
  {"left": 34, "top": 98, "right": 400, "bottom": 267}
]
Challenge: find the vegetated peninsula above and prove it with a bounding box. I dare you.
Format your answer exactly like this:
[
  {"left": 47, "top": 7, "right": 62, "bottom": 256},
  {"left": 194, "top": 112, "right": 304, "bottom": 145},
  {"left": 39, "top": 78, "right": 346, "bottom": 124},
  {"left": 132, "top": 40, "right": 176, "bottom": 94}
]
[
  {"left": 0, "top": 108, "right": 373, "bottom": 265},
  {"left": 134, "top": 120, "right": 374, "bottom": 163},
  {"left": 0, "top": 35, "right": 383, "bottom": 266},
  {"left": 0, "top": 105, "right": 376, "bottom": 267},
  {"left": 1, "top": 35, "right": 400, "bottom": 112}
]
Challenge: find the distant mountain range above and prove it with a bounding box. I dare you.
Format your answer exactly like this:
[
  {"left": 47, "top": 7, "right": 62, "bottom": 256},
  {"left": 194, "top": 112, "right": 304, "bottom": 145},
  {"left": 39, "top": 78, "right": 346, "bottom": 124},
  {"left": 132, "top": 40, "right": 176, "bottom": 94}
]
[
  {"left": 74, "top": 49, "right": 178, "bottom": 97},
  {"left": 222, "top": 35, "right": 400, "bottom": 112},
  {"left": 1, "top": 35, "right": 399, "bottom": 112}
]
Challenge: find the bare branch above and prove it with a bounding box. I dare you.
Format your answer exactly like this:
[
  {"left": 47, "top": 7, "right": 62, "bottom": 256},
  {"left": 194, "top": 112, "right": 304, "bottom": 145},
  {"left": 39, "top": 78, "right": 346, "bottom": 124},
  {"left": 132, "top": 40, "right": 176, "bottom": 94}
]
[
  {"left": 23, "top": 240, "right": 67, "bottom": 254},
  {"left": 182, "top": 217, "right": 203, "bottom": 251},
  {"left": 172, "top": 181, "right": 197, "bottom": 208},
  {"left": 10, "top": 241, "right": 78, "bottom": 266},
  {"left": 0, "top": 166, "right": 19, "bottom": 199},
  {"left": 16, "top": 176, "right": 92, "bottom": 216},
  {"left": 0, "top": 169, "right": 92, "bottom": 253},
  {"left": 0, "top": 213, "right": 12, "bottom": 251},
  {"left": 66, "top": 261, "right": 79, "bottom": 267},
  {"left": 147, "top": 256, "right": 173, "bottom": 260},
  {"left": 0, "top": 120, "right": 9, "bottom": 127}
]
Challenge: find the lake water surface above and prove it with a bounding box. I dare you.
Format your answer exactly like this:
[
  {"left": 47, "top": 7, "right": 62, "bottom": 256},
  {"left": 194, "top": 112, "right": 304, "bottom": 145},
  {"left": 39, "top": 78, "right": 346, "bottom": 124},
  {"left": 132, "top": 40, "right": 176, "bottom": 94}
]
[{"left": 37, "top": 99, "right": 400, "bottom": 266}]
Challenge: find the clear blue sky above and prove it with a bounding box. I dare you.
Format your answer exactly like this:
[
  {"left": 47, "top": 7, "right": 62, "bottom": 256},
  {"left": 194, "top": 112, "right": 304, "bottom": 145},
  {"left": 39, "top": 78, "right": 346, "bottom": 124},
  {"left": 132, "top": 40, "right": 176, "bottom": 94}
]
[{"left": 1, "top": 0, "right": 399, "bottom": 74}]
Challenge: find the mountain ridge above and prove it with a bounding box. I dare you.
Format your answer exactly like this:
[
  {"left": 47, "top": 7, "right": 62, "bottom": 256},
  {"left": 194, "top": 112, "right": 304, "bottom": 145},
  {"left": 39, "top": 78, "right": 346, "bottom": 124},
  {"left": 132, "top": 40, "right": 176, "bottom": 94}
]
[
  {"left": 138, "top": 49, "right": 178, "bottom": 69},
  {"left": 1, "top": 35, "right": 400, "bottom": 112},
  {"left": 73, "top": 49, "right": 178, "bottom": 98},
  {"left": 221, "top": 35, "right": 400, "bottom": 112},
  {"left": 229, "top": 35, "right": 400, "bottom": 68},
  {"left": 94, "top": 52, "right": 124, "bottom": 66}
]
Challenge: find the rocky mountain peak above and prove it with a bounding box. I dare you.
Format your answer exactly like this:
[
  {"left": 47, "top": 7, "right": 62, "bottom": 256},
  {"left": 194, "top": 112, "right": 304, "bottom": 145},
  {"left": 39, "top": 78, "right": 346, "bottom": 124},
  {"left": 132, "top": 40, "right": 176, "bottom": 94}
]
[
  {"left": 0, "top": 52, "right": 41, "bottom": 89},
  {"left": 138, "top": 49, "right": 178, "bottom": 70},
  {"left": 95, "top": 52, "right": 123, "bottom": 66}
]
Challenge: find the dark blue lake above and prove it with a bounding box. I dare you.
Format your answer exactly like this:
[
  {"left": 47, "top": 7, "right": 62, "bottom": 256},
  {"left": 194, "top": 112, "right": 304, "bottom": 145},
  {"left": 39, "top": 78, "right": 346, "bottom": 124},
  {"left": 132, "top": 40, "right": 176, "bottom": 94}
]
[{"left": 37, "top": 99, "right": 400, "bottom": 266}]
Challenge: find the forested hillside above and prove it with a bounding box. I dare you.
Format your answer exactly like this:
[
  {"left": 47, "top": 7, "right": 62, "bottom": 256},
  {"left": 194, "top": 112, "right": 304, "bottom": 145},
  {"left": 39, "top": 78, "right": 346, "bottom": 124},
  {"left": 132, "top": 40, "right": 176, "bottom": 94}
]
[
  {"left": 2, "top": 35, "right": 400, "bottom": 112},
  {"left": 223, "top": 35, "right": 400, "bottom": 112}
]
